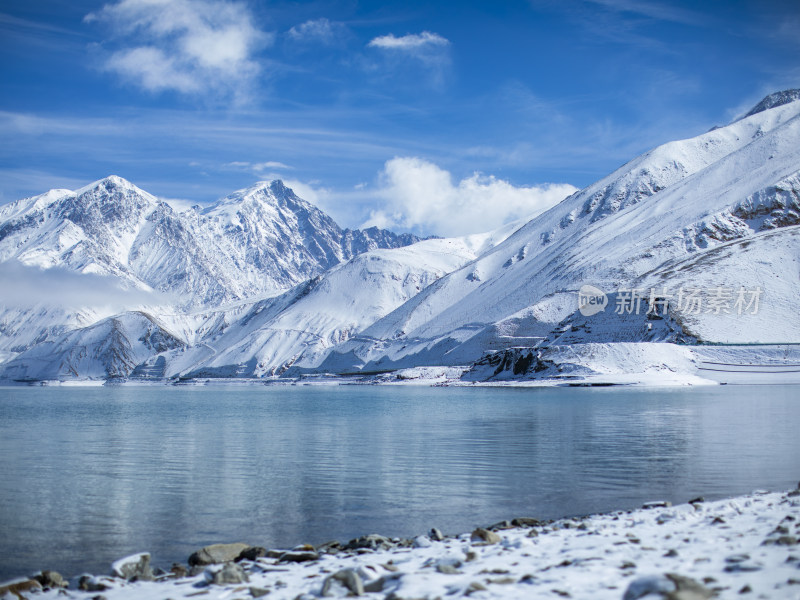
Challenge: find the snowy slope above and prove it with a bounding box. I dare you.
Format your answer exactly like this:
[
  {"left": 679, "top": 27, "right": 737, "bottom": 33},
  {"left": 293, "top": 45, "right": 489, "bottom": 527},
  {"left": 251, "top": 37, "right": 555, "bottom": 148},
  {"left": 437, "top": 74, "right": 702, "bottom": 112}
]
[
  {"left": 169, "top": 233, "right": 514, "bottom": 378},
  {"left": 0, "top": 221, "right": 519, "bottom": 380},
  {"left": 321, "top": 94, "right": 800, "bottom": 373},
  {"left": 0, "top": 178, "right": 422, "bottom": 368},
  {"left": 1, "top": 311, "right": 185, "bottom": 381}
]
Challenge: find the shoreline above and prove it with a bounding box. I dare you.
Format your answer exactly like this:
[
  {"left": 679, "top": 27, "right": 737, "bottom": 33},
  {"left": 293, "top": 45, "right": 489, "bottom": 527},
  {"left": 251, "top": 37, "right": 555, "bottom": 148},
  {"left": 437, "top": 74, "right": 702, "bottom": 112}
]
[
  {"left": 4, "top": 486, "right": 799, "bottom": 600},
  {"left": 6, "top": 341, "right": 800, "bottom": 388}
]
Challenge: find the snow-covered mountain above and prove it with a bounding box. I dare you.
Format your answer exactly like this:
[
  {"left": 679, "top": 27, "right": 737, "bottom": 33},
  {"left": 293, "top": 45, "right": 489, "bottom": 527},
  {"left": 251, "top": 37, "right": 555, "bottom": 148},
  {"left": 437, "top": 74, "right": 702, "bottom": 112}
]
[
  {"left": 318, "top": 90, "right": 800, "bottom": 374},
  {"left": 0, "top": 223, "right": 519, "bottom": 381},
  {"left": 0, "top": 177, "right": 422, "bottom": 370},
  {"left": 2, "top": 90, "right": 799, "bottom": 382},
  {"left": 0, "top": 177, "right": 420, "bottom": 308}
]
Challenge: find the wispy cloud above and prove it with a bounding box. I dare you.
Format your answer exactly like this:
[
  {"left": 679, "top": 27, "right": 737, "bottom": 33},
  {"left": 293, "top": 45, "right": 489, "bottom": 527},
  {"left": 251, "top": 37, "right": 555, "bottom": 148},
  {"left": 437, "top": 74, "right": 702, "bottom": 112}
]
[
  {"left": 363, "top": 157, "right": 577, "bottom": 237},
  {"left": 0, "top": 12, "right": 84, "bottom": 37},
  {"left": 368, "top": 31, "right": 449, "bottom": 50},
  {"left": 85, "top": 0, "right": 270, "bottom": 97},
  {"left": 287, "top": 18, "right": 346, "bottom": 44},
  {"left": 225, "top": 160, "right": 294, "bottom": 173},
  {"left": 366, "top": 31, "right": 452, "bottom": 88},
  {"left": 583, "top": 0, "right": 704, "bottom": 26}
]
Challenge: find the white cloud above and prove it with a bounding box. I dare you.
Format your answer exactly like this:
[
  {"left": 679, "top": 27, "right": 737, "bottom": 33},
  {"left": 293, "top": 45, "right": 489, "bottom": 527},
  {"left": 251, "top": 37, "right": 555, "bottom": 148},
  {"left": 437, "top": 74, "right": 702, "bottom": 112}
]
[
  {"left": 87, "top": 0, "right": 269, "bottom": 96},
  {"left": 160, "top": 196, "right": 197, "bottom": 212},
  {"left": 0, "top": 260, "right": 170, "bottom": 310},
  {"left": 368, "top": 31, "right": 449, "bottom": 50},
  {"left": 224, "top": 160, "right": 293, "bottom": 173},
  {"left": 253, "top": 161, "right": 292, "bottom": 171},
  {"left": 287, "top": 18, "right": 345, "bottom": 44},
  {"left": 363, "top": 157, "right": 577, "bottom": 237}
]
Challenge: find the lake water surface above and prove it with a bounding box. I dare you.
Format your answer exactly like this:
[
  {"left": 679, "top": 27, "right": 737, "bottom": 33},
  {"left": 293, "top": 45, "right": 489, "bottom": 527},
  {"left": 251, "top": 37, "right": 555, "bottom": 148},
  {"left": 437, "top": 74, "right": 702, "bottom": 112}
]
[{"left": 0, "top": 384, "right": 798, "bottom": 581}]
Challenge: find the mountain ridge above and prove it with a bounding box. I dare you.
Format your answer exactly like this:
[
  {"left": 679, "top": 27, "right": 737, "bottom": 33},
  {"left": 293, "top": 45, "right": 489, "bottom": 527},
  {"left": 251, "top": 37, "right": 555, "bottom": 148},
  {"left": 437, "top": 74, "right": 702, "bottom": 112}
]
[{"left": 1, "top": 90, "right": 799, "bottom": 382}]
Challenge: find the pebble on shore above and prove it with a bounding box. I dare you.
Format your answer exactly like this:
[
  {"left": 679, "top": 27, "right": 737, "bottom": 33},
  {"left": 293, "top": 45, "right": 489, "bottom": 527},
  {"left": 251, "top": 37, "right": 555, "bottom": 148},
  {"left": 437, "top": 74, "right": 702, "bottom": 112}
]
[{"left": 3, "top": 485, "right": 800, "bottom": 600}]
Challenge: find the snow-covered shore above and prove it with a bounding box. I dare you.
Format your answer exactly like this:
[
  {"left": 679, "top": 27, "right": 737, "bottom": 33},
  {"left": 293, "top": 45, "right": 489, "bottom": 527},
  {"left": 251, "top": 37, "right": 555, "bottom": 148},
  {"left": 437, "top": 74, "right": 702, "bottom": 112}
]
[{"left": 4, "top": 487, "right": 799, "bottom": 600}]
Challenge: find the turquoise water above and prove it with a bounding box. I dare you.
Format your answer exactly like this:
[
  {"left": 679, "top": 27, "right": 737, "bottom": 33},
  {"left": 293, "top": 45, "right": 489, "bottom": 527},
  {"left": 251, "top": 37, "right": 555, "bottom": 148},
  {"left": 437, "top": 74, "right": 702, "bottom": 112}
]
[{"left": 0, "top": 384, "right": 798, "bottom": 580}]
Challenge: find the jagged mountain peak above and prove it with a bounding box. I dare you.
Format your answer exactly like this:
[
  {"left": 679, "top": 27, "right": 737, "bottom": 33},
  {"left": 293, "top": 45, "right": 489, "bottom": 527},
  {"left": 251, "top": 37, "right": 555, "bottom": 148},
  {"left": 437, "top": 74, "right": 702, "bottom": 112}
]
[
  {"left": 0, "top": 175, "right": 424, "bottom": 314},
  {"left": 203, "top": 179, "right": 317, "bottom": 217},
  {"left": 74, "top": 175, "right": 155, "bottom": 200},
  {"left": 742, "top": 89, "right": 800, "bottom": 119}
]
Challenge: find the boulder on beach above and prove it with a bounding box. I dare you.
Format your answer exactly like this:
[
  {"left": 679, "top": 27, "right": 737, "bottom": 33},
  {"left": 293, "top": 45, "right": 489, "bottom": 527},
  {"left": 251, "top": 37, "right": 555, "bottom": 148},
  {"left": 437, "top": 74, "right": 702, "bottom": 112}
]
[
  {"left": 189, "top": 542, "right": 251, "bottom": 566},
  {"left": 321, "top": 569, "right": 364, "bottom": 597},
  {"left": 236, "top": 546, "right": 267, "bottom": 562},
  {"left": 278, "top": 550, "right": 320, "bottom": 563},
  {"left": 111, "top": 552, "right": 153, "bottom": 581},
  {"left": 33, "top": 571, "right": 67, "bottom": 589},
  {"left": 0, "top": 578, "right": 42, "bottom": 599},
  {"left": 471, "top": 528, "right": 501, "bottom": 544},
  {"left": 623, "top": 573, "right": 713, "bottom": 600},
  {"left": 204, "top": 562, "right": 249, "bottom": 585},
  {"left": 345, "top": 533, "right": 395, "bottom": 551},
  {"left": 78, "top": 575, "right": 110, "bottom": 592}
]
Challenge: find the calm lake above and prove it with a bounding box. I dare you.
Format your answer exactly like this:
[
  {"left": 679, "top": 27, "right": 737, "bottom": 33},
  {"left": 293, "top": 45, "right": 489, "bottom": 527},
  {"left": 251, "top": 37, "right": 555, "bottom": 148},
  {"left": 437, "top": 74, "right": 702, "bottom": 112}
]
[{"left": 0, "top": 383, "right": 798, "bottom": 581}]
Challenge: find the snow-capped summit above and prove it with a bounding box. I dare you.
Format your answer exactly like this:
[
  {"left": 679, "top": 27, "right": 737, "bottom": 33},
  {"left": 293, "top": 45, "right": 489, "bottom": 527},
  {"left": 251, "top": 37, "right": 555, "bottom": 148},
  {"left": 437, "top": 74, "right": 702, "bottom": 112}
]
[
  {"left": 0, "top": 176, "right": 422, "bottom": 308},
  {"left": 742, "top": 89, "right": 800, "bottom": 119}
]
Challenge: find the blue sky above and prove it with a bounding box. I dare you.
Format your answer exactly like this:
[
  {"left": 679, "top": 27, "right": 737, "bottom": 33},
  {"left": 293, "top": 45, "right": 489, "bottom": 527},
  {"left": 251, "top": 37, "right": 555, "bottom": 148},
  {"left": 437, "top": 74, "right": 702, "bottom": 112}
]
[{"left": 1, "top": 0, "right": 798, "bottom": 236}]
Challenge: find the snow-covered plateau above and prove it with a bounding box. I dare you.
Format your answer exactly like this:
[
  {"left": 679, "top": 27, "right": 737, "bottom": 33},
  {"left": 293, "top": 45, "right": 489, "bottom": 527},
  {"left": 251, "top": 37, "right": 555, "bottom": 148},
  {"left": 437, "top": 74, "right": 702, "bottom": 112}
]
[
  {"left": 2, "top": 90, "right": 800, "bottom": 384},
  {"left": 4, "top": 486, "right": 799, "bottom": 599}
]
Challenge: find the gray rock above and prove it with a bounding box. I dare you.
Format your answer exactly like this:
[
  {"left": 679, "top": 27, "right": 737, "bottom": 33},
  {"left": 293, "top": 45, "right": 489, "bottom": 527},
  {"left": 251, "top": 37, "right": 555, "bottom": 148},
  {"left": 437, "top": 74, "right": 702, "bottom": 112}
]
[
  {"left": 412, "top": 536, "right": 432, "bottom": 548},
  {"left": 433, "top": 557, "right": 462, "bottom": 573},
  {"left": 624, "top": 575, "right": 676, "bottom": 600},
  {"left": 436, "top": 564, "right": 459, "bottom": 575},
  {"left": 624, "top": 573, "right": 713, "bottom": 600},
  {"left": 643, "top": 501, "right": 672, "bottom": 509},
  {"left": 277, "top": 550, "right": 319, "bottom": 563},
  {"left": 205, "top": 562, "right": 249, "bottom": 585},
  {"left": 429, "top": 528, "right": 444, "bottom": 541},
  {"left": 237, "top": 546, "right": 267, "bottom": 562},
  {"left": 0, "top": 579, "right": 43, "bottom": 598},
  {"left": 249, "top": 586, "right": 270, "bottom": 598},
  {"left": 344, "top": 534, "right": 394, "bottom": 551},
  {"left": 471, "top": 528, "right": 501, "bottom": 544},
  {"left": 321, "top": 569, "right": 364, "bottom": 597},
  {"left": 189, "top": 542, "right": 251, "bottom": 566},
  {"left": 363, "top": 573, "right": 402, "bottom": 594},
  {"left": 78, "top": 575, "right": 109, "bottom": 592},
  {"left": 724, "top": 562, "right": 763, "bottom": 573},
  {"left": 111, "top": 552, "right": 154, "bottom": 581},
  {"left": 666, "top": 573, "right": 715, "bottom": 600},
  {"left": 33, "top": 571, "right": 67, "bottom": 589},
  {"left": 511, "top": 517, "right": 543, "bottom": 527},
  {"left": 725, "top": 554, "right": 750, "bottom": 563},
  {"left": 762, "top": 535, "right": 798, "bottom": 546},
  {"left": 315, "top": 540, "right": 342, "bottom": 554},
  {"left": 170, "top": 563, "right": 188, "bottom": 578},
  {"left": 466, "top": 581, "right": 488, "bottom": 595}
]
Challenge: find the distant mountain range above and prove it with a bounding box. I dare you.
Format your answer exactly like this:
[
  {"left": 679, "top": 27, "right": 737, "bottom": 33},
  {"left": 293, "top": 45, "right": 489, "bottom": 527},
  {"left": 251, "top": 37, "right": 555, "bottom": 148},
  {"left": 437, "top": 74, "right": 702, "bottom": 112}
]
[{"left": 1, "top": 90, "right": 799, "bottom": 382}]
